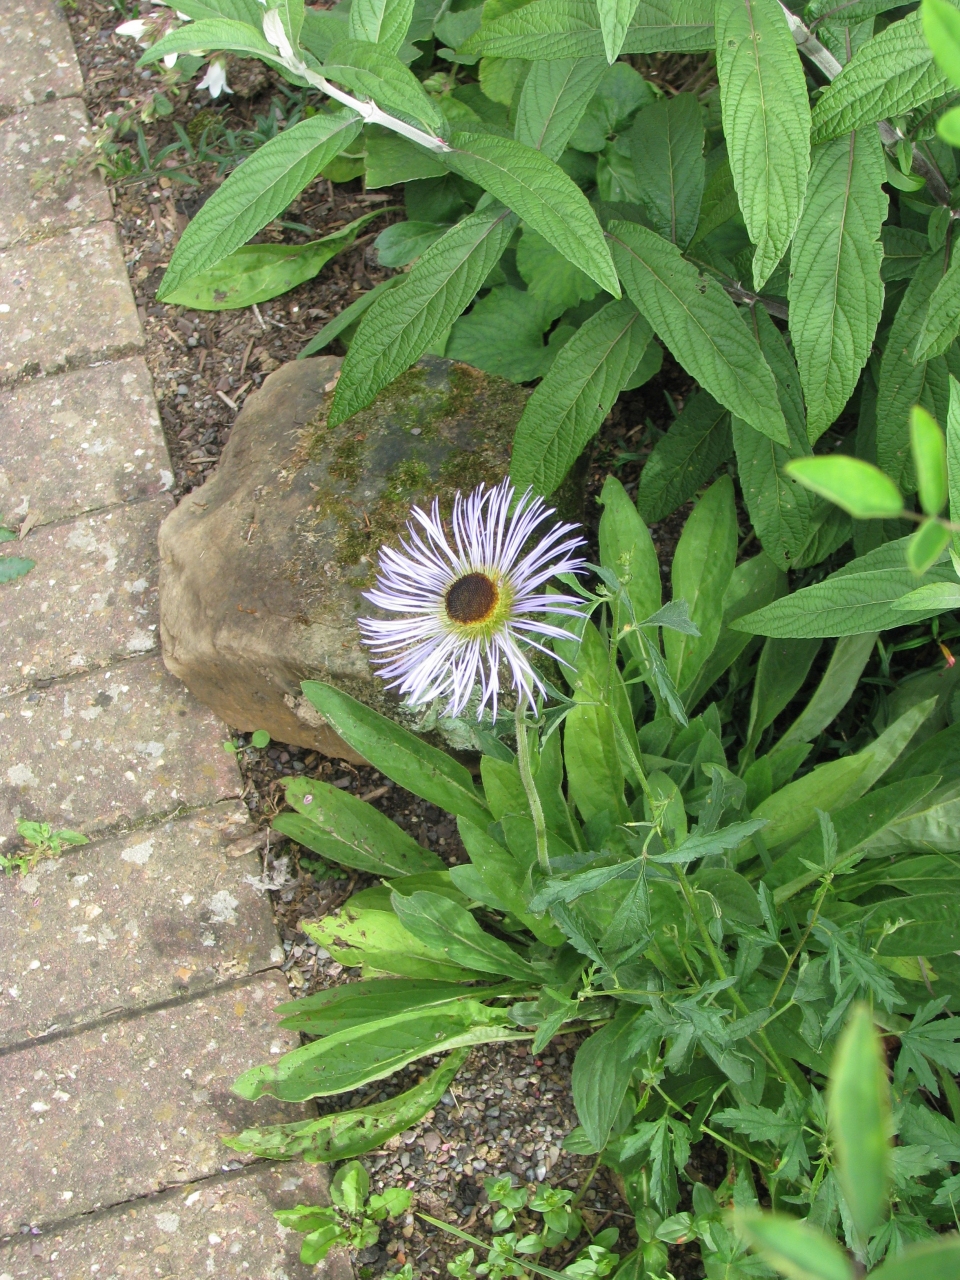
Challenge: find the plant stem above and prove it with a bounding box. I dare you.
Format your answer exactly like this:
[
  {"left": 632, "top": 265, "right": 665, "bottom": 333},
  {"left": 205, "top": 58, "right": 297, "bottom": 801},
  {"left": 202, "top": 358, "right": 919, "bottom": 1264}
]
[
  {"left": 571, "top": 1153, "right": 604, "bottom": 1210},
  {"left": 516, "top": 699, "right": 550, "bottom": 874}
]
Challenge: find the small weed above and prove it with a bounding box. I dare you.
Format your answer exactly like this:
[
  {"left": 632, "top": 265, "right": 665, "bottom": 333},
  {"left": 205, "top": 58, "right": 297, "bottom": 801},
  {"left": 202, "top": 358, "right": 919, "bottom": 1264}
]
[
  {"left": 276, "top": 1161, "right": 412, "bottom": 1266},
  {"left": 2, "top": 820, "right": 89, "bottom": 876}
]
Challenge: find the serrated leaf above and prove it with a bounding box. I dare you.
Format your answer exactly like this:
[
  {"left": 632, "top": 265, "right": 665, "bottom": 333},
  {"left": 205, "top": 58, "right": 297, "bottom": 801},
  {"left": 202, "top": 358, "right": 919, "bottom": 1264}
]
[
  {"left": 348, "top": 0, "right": 414, "bottom": 52},
  {"left": 627, "top": 92, "right": 704, "bottom": 248},
  {"left": 509, "top": 298, "right": 653, "bottom": 494},
  {"left": 715, "top": 0, "right": 811, "bottom": 288},
  {"left": 514, "top": 56, "right": 608, "bottom": 159},
  {"left": 462, "top": 0, "right": 714, "bottom": 60},
  {"left": 810, "top": 12, "right": 951, "bottom": 144},
  {"left": 158, "top": 109, "right": 361, "bottom": 299},
  {"left": 598, "top": 0, "right": 642, "bottom": 61},
  {"left": 914, "top": 240, "right": 960, "bottom": 361},
  {"left": 636, "top": 390, "right": 732, "bottom": 522},
  {"left": 323, "top": 40, "right": 445, "bottom": 134},
  {"left": 789, "top": 129, "right": 887, "bottom": 441},
  {"left": 785, "top": 456, "right": 904, "bottom": 518},
  {"left": 608, "top": 219, "right": 788, "bottom": 442},
  {"left": 572, "top": 1010, "right": 639, "bottom": 1149},
  {"left": 444, "top": 132, "right": 619, "bottom": 296},
  {"left": 329, "top": 204, "right": 517, "bottom": 425}
]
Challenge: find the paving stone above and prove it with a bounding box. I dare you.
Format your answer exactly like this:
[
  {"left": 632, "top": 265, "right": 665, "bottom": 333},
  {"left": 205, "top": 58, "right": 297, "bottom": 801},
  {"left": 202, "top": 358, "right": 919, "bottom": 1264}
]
[
  {"left": 0, "top": 971, "right": 311, "bottom": 1234},
  {"left": 0, "top": 655, "right": 240, "bottom": 843},
  {"left": 0, "top": 801, "right": 283, "bottom": 1049},
  {"left": 0, "top": 224, "right": 142, "bottom": 385},
  {"left": 0, "top": 358, "right": 171, "bottom": 527},
  {"left": 0, "top": 100, "right": 111, "bottom": 249},
  {"left": 0, "top": 1164, "right": 351, "bottom": 1280},
  {"left": 0, "top": 1, "right": 83, "bottom": 110},
  {"left": 0, "top": 496, "right": 171, "bottom": 689},
  {"left": 0, "top": 1163, "right": 351, "bottom": 1280}
]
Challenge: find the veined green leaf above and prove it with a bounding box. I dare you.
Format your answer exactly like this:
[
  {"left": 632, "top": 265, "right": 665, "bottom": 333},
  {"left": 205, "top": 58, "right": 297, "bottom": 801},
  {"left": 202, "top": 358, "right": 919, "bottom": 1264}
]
[
  {"left": 137, "top": 17, "right": 289, "bottom": 68},
  {"left": 306, "top": 904, "right": 482, "bottom": 980},
  {"left": 299, "top": 277, "right": 404, "bottom": 356},
  {"left": 948, "top": 374, "right": 960, "bottom": 555},
  {"left": 444, "top": 132, "right": 619, "bottom": 296},
  {"left": 599, "top": 474, "right": 662, "bottom": 625},
  {"left": 922, "top": 0, "right": 960, "bottom": 89},
  {"left": 608, "top": 220, "right": 787, "bottom": 442},
  {"left": 323, "top": 40, "right": 445, "bottom": 134},
  {"left": 784, "top": 456, "right": 904, "bottom": 519},
  {"left": 735, "top": 1210, "right": 854, "bottom": 1280},
  {"left": 870, "top": 1239, "right": 960, "bottom": 1280},
  {"left": 715, "top": 0, "right": 810, "bottom": 288},
  {"left": 461, "top": 0, "right": 714, "bottom": 59},
  {"left": 516, "top": 226, "right": 601, "bottom": 316},
  {"left": 301, "top": 7, "right": 350, "bottom": 60},
  {"left": 391, "top": 890, "right": 540, "bottom": 979},
  {"left": 598, "top": 0, "right": 642, "bottom": 61},
  {"left": 636, "top": 391, "right": 732, "bottom": 523},
  {"left": 274, "top": 978, "right": 483, "bottom": 1034},
  {"left": 774, "top": 632, "right": 878, "bottom": 752},
  {"left": 158, "top": 109, "right": 361, "bottom": 299},
  {"left": 811, "top": 12, "right": 951, "bottom": 144},
  {"left": 348, "top": 0, "right": 414, "bottom": 52},
  {"left": 915, "top": 241, "right": 960, "bottom": 361},
  {"left": 911, "top": 405, "right": 949, "bottom": 515},
  {"left": 906, "top": 517, "right": 952, "bottom": 573},
  {"left": 789, "top": 129, "right": 887, "bottom": 441},
  {"left": 166, "top": 0, "right": 269, "bottom": 23},
  {"left": 509, "top": 299, "right": 653, "bottom": 494},
  {"left": 627, "top": 92, "right": 704, "bottom": 249},
  {"left": 445, "top": 285, "right": 564, "bottom": 382},
  {"left": 572, "top": 1009, "right": 640, "bottom": 1149},
  {"left": 514, "top": 57, "right": 608, "bottom": 159},
  {"left": 828, "top": 1004, "right": 890, "bottom": 1239},
  {"left": 329, "top": 204, "right": 517, "bottom": 424}
]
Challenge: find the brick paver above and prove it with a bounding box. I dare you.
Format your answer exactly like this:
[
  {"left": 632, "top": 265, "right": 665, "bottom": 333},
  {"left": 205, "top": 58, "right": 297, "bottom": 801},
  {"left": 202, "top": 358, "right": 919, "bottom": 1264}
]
[
  {"left": 0, "top": 99, "right": 110, "bottom": 249},
  {"left": 0, "top": 2, "right": 83, "bottom": 109},
  {"left": 0, "top": 801, "right": 283, "bottom": 1048},
  {"left": 0, "top": 496, "right": 171, "bottom": 687},
  {"left": 0, "top": 358, "right": 170, "bottom": 526},
  {"left": 0, "top": 1165, "right": 343, "bottom": 1279},
  {"left": 0, "top": 223, "right": 143, "bottom": 385}
]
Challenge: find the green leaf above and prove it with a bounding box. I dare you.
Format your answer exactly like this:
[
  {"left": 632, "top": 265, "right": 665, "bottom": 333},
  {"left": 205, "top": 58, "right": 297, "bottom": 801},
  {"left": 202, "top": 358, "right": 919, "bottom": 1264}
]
[
  {"left": 509, "top": 298, "right": 653, "bottom": 494},
  {"left": 828, "top": 1004, "right": 890, "bottom": 1239},
  {"left": 514, "top": 56, "right": 608, "bottom": 159},
  {"left": 366, "top": 127, "right": 449, "bottom": 186},
  {"left": 301, "top": 6, "right": 351, "bottom": 60},
  {"left": 598, "top": 0, "right": 641, "bottom": 61},
  {"left": 564, "top": 699, "right": 630, "bottom": 824},
  {"left": 735, "top": 1210, "right": 854, "bottom": 1280},
  {"left": 275, "top": 978, "right": 483, "bottom": 1034},
  {"left": 811, "top": 12, "right": 951, "bottom": 144},
  {"left": 167, "top": 0, "right": 270, "bottom": 23},
  {"left": 789, "top": 130, "right": 887, "bottom": 441},
  {"left": 137, "top": 17, "right": 288, "bottom": 67},
  {"left": 774, "top": 632, "right": 878, "bottom": 752},
  {"left": 307, "top": 904, "right": 483, "bottom": 980},
  {"left": 462, "top": 0, "right": 715, "bottom": 60},
  {"left": 599, "top": 474, "right": 662, "bottom": 625},
  {"left": 745, "top": 638, "right": 822, "bottom": 756},
  {"left": 444, "top": 132, "right": 619, "bottom": 297},
  {"left": 715, "top": 0, "right": 810, "bottom": 288},
  {"left": 391, "top": 890, "right": 540, "bottom": 979},
  {"left": 274, "top": 777, "right": 445, "bottom": 876},
  {"left": 922, "top": 0, "right": 960, "bottom": 89},
  {"left": 375, "top": 220, "right": 449, "bottom": 268},
  {"left": 914, "top": 244, "right": 960, "bottom": 362},
  {"left": 636, "top": 391, "right": 732, "bottom": 523},
  {"left": 349, "top": 0, "right": 414, "bottom": 52},
  {"left": 627, "top": 93, "right": 704, "bottom": 249},
  {"left": 446, "top": 285, "right": 561, "bottom": 381},
  {"left": 906, "top": 517, "right": 953, "bottom": 573},
  {"left": 570, "top": 60, "right": 655, "bottom": 150},
  {"left": 571, "top": 1009, "right": 639, "bottom": 1149},
  {"left": 784, "top": 456, "right": 904, "bottom": 519},
  {"left": 300, "top": 682, "right": 491, "bottom": 829},
  {"left": 158, "top": 109, "right": 362, "bottom": 300},
  {"left": 224, "top": 1048, "right": 468, "bottom": 1161},
  {"left": 870, "top": 1238, "right": 960, "bottom": 1280},
  {"left": 324, "top": 40, "right": 445, "bottom": 135},
  {"left": 163, "top": 210, "right": 383, "bottom": 310},
  {"left": 733, "top": 536, "right": 958, "bottom": 636},
  {"left": 299, "top": 276, "right": 404, "bottom": 356},
  {"left": 892, "top": 580, "right": 960, "bottom": 611},
  {"left": 329, "top": 204, "right": 517, "bottom": 424},
  {"left": 881, "top": 225, "right": 929, "bottom": 283},
  {"left": 665, "top": 475, "right": 739, "bottom": 692},
  {"left": 0, "top": 557, "right": 35, "bottom": 584},
  {"left": 949, "top": 373, "right": 960, "bottom": 550},
  {"left": 910, "top": 405, "right": 949, "bottom": 515},
  {"left": 516, "top": 226, "right": 601, "bottom": 317},
  {"left": 608, "top": 220, "right": 788, "bottom": 442}
]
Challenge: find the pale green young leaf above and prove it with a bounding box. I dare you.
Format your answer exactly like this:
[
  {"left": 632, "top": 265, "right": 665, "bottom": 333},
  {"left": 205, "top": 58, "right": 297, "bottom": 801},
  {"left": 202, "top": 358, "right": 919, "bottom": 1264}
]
[
  {"left": 608, "top": 220, "right": 788, "bottom": 442},
  {"left": 784, "top": 457, "right": 904, "bottom": 519},
  {"left": 828, "top": 1004, "right": 891, "bottom": 1240},
  {"left": 514, "top": 56, "right": 607, "bottom": 159},
  {"left": 627, "top": 92, "right": 704, "bottom": 248},
  {"left": 598, "top": 0, "right": 641, "bottom": 62},
  {"left": 914, "top": 243, "right": 960, "bottom": 361},
  {"left": 715, "top": 0, "right": 811, "bottom": 289},
  {"left": 666, "top": 475, "right": 739, "bottom": 692},
  {"left": 870, "top": 1239, "right": 960, "bottom": 1280},
  {"left": 735, "top": 1210, "right": 854, "bottom": 1280},
  {"left": 906, "top": 518, "right": 952, "bottom": 573},
  {"left": 910, "top": 405, "right": 949, "bottom": 515},
  {"left": 788, "top": 130, "right": 887, "bottom": 442},
  {"left": 158, "top": 110, "right": 361, "bottom": 299},
  {"left": 922, "top": 0, "right": 960, "bottom": 89},
  {"left": 892, "top": 580, "right": 960, "bottom": 611},
  {"left": 444, "top": 133, "right": 620, "bottom": 296},
  {"left": 599, "top": 474, "right": 661, "bottom": 624},
  {"left": 939, "top": 102, "right": 960, "bottom": 144},
  {"left": 348, "top": 0, "right": 414, "bottom": 52},
  {"left": 478, "top": 56, "right": 527, "bottom": 107},
  {"left": 509, "top": 299, "right": 653, "bottom": 494},
  {"left": 329, "top": 205, "right": 517, "bottom": 425},
  {"left": 811, "top": 13, "right": 951, "bottom": 144},
  {"left": 636, "top": 391, "right": 732, "bottom": 522},
  {"left": 323, "top": 40, "right": 446, "bottom": 134}
]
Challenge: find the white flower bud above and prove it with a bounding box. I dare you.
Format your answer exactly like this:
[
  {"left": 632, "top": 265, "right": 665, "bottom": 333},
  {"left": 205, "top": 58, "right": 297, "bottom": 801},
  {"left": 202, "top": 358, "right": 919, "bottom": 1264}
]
[{"left": 262, "top": 7, "right": 294, "bottom": 61}]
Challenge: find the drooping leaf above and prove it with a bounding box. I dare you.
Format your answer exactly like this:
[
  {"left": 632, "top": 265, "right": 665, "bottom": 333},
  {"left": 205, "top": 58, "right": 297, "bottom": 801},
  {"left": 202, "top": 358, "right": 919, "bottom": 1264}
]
[
  {"left": 306, "top": 903, "right": 483, "bottom": 980},
  {"left": 608, "top": 220, "right": 787, "bottom": 442},
  {"left": 137, "top": 17, "right": 293, "bottom": 70},
  {"left": 789, "top": 129, "right": 887, "bottom": 441},
  {"left": 627, "top": 92, "right": 704, "bottom": 249},
  {"left": 636, "top": 391, "right": 732, "bottom": 523},
  {"left": 348, "top": 0, "right": 415, "bottom": 52},
  {"left": 715, "top": 0, "right": 811, "bottom": 288},
  {"left": 509, "top": 299, "right": 654, "bottom": 494},
  {"left": 828, "top": 1004, "right": 890, "bottom": 1239},
  {"left": 514, "top": 56, "right": 608, "bottom": 159}
]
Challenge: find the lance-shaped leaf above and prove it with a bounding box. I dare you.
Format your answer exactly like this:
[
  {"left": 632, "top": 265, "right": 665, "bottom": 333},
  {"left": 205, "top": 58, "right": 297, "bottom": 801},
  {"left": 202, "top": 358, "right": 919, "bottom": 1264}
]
[
  {"left": 636, "top": 391, "right": 732, "bottom": 522},
  {"left": 510, "top": 299, "right": 653, "bottom": 494},
  {"left": 514, "top": 56, "right": 608, "bottom": 160},
  {"left": 348, "top": 0, "right": 414, "bottom": 53},
  {"left": 391, "top": 891, "right": 540, "bottom": 979},
  {"left": 914, "top": 240, "right": 960, "bottom": 361},
  {"left": 444, "top": 133, "right": 620, "bottom": 296},
  {"left": 323, "top": 40, "right": 445, "bottom": 134},
  {"left": 608, "top": 220, "right": 787, "bottom": 442},
  {"left": 158, "top": 109, "right": 361, "bottom": 299},
  {"left": 572, "top": 1010, "right": 640, "bottom": 1149},
  {"left": 627, "top": 92, "right": 704, "bottom": 248},
  {"left": 789, "top": 129, "right": 887, "bottom": 441},
  {"left": 715, "top": 0, "right": 810, "bottom": 289},
  {"left": 137, "top": 16, "right": 292, "bottom": 68},
  {"left": 171, "top": 0, "right": 271, "bottom": 23},
  {"left": 598, "top": 0, "right": 641, "bottom": 62},
  {"left": 329, "top": 204, "right": 517, "bottom": 425},
  {"left": 828, "top": 1004, "right": 891, "bottom": 1240},
  {"left": 735, "top": 1211, "right": 854, "bottom": 1280},
  {"left": 811, "top": 12, "right": 951, "bottom": 143},
  {"left": 299, "top": 276, "right": 404, "bottom": 357},
  {"left": 785, "top": 456, "right": 904, "bottom": 518}
]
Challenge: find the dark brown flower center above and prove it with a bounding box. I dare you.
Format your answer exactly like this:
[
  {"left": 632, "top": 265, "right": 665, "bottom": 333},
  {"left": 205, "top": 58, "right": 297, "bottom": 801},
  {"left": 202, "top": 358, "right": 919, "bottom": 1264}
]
[{"left": 445, "top": 572, "right": 498, "bottom": 625}]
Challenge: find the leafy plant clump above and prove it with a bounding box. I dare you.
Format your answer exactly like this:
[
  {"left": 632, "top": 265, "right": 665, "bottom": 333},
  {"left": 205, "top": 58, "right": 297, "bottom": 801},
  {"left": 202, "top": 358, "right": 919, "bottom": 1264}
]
[
  {"left": 1, "top": 821, "right": 89, "bottom": 876},
  {"left": 228, "top": 483, "right": 960, "bottom": 1275}
]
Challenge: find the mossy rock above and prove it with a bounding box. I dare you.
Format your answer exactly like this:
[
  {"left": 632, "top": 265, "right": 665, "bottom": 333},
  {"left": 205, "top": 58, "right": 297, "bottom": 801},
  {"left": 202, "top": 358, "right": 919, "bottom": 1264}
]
[{"left": 158, "top": 355, "right": 526, "bottom": 757}]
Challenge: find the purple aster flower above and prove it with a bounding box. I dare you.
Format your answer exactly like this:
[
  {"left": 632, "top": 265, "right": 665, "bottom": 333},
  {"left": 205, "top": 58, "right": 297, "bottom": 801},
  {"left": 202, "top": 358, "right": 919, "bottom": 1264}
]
[{"left": 358, "top": 478, "right": 587, "bottom": 720}]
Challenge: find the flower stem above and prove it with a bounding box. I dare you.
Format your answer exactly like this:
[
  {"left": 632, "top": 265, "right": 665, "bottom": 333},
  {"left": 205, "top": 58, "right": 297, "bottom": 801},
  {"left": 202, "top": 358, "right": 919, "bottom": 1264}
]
[{"left": 515, "top": 700, "right": 549, "bottom": 874}]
